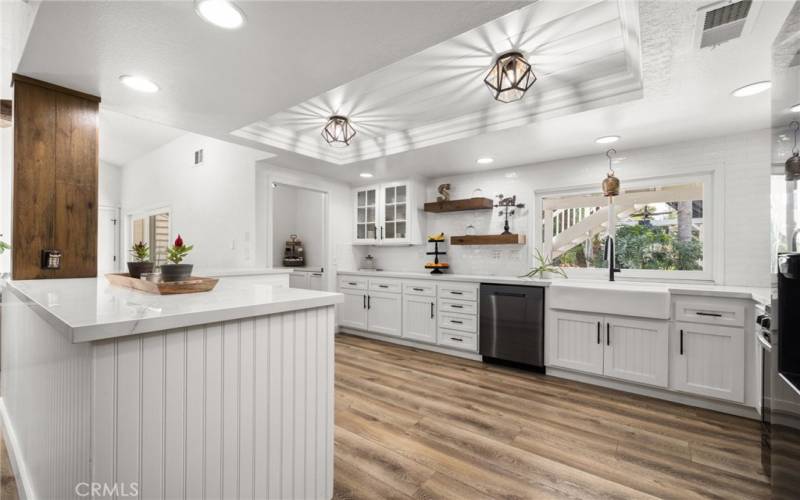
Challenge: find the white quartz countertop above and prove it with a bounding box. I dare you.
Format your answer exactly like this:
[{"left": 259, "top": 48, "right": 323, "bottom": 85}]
[
  {"left": 337, "top": 270, "right": 770, "bottom": 303},
  {"left": 193, "top": 267, "right": 294, "bottom": 277},
  {"left": 4, "top": 277, "right": 342, "bottom": 343}
]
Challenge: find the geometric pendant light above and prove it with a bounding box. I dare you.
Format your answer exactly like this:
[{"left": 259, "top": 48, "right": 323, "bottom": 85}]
[
  {"left": 321, "top": 116, "right": 356, "bottom": 147},
  {"left": 483, "top": 52, "right": 537, "bottom": 103}
]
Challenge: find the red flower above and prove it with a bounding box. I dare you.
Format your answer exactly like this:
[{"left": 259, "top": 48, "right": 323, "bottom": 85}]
[{"left": 174, "top": 234, "right": 183, "bottom": 247}]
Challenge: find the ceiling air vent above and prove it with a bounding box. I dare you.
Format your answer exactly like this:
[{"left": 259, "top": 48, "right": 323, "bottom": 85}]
[{"left": 699, "top": 0, "right": 753, "bottom": 48}]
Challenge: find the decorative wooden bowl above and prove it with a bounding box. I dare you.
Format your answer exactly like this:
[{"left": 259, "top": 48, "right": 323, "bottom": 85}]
[{"left": 105, "top": 273, "right": 219, "bottom": 295}]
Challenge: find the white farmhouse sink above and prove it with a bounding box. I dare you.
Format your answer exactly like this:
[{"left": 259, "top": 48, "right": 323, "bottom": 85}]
[{"left": 549, "top": 281, "right": 671, "bottom": 319}]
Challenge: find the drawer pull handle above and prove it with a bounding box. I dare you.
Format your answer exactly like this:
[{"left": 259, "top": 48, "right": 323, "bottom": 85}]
[
  {"left": 363, "top": 295, "right": 366, "bottom": 309},
  {"left": 606, "top": 323, "right": 610, "bottom": 346},
  {"left": 378, "top": 284, "right": 389, "bottom": 288},
  {"left": 412, "top": 287, "right": 424, "bottom": 292},
  {"left": 348, "top": 282, "right": 357, "bottom": 286},
  {"left": 695, "top": 312, "right": 722, "bottom": 318},
  {"left": 450, "top": 320, "right": 463, "bottom": 324},
  {"left": 450, "top": 304, "right": 464, "bottom": 309},
  {"left": 311, "top": 273, "right": 322, "bottom": 277},
  {"left": 431, "top": 302, "right": 435, "bottom": 319},
  {"left": 450, "top": 337, "right": 463, "bottom": 342},
  {"left": 680, "top": 329, "right": 684, "bottom": 355},
  {"left": 449, "top": 291, "right": 463, "bottom": 295},
  {"left": 597, "top": 321, "right": 601, "bottom": 344}
]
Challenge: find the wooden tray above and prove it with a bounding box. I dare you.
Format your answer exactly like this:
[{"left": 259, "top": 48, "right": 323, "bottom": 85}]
[{"left": 105, "top": 273, "right": 219, "bottom": 295}]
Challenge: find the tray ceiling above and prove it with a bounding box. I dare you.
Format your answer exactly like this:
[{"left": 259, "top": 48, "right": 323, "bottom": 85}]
[{"left": 232, "top": 0, "right": 643, "bottom": 165}]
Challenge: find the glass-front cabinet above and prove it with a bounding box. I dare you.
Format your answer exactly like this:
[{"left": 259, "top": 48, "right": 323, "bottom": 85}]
[{"left": 353, "top": 180, "right": 421, "bottom": 245}]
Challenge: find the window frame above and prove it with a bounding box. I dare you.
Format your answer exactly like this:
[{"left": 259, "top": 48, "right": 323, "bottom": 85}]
[{"left": 533, "top": 171, "right": 719, "bottom": 282}]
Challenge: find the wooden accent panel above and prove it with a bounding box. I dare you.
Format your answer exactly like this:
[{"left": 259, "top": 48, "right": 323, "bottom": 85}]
[
  {"left": 11, "top": 75, "right": 99, "bottom": 279},
  {"left": 12, "top": 81, "right": 57, "bottom": 280},
  {"left": 449, "top": 233, "right": 526, "bottom": 245},
  {"left": 423, "top": 197, "right": 493, "bottom": 213}
]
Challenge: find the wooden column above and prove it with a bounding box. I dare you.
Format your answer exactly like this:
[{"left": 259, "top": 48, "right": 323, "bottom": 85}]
[{"left": 11, "top": 74, "right": 100, "bottom": 279}]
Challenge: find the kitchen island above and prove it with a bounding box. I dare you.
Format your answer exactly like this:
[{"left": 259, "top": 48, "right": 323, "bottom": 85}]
[{"left": 0, "top": 276, "right": 342, "bottom": 500}]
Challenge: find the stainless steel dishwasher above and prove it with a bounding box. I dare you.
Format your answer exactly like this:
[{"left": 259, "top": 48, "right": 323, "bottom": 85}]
[{"left": 479, "top": 284, "right": 545, "bottom": 369}]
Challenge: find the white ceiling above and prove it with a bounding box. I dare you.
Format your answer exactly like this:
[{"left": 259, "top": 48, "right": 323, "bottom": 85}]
[
  {"left": 17, "top": 0, "right": 797, "bottom": 184},
  {"left": 99, "top": 109, "right": 186, "bottom": 166},
  {"left": 232, "top": 0, "right": 643, "bottom": 165}
]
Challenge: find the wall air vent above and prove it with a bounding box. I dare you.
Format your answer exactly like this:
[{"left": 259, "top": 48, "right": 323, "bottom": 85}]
[
  {"left": 194, "top": 149, "right": 204, "bottom": 166},
  {"left": 698, "top": 0, "right": 753, "bottom": 48}
]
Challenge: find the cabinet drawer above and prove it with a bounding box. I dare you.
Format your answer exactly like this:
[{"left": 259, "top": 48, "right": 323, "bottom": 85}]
[
  {"left": 439, "top": 299, "right": 477, "bottom": 315},
  {"left": 369, "top": 279, "right": 402, "bottom": 294},
  {"left": 438, "top": 312, "right": 477, "bottom": 333},
  {"left": 404, "top": 281, "right": 436, "bottom": 297},
  {"left": 339, "top": 276, "right": 367, "bottom": 290},
  {"left": 437, "top": 330, "right": 477, "bottom": 352},
  {"left": 674, "top": 299, "right": 745, "bottom": 327},
  {"left": 438, "top": 283, "right": 478, "bottom": 302}
]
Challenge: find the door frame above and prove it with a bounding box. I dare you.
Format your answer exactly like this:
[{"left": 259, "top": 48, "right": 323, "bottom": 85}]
[{"left": 98, "top": 205, "right": 121, "bottom": 273}]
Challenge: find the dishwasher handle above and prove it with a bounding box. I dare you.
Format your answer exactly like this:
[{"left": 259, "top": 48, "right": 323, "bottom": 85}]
[{"left": 492, "top": 292, "right": 526, "bottom": 298}]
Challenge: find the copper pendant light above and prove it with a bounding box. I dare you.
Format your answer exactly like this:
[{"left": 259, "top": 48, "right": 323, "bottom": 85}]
[
  {"left": 602, "top": 148, "right": 620, "bottom": 197},
  {"left": 786, "top": 121, "right": 800, "bottom": 181},
  {"left": 321, "top": 116, "right": 356, "bottom": 147},
  {"left": 483, "top": 52, "right": 537, "bottom": 103}
]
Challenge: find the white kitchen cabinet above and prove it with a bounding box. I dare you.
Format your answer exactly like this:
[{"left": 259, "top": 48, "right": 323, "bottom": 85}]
[
  {"left": 289, "top": 271, "right": 307, "bottom": 289},
  {"left": 604, "top": 317, "right": 669, "bottom": 388},
  {"left": 672, "top": 322, "right": 745, "bottom": 403},
  {"left": 307, "top": 271, "right": 326, "bottom": 290},
  {"left": 549, "top": 311, "right": 605, "bottom": 375},
  {"left": 339, "top": 288, "right": 368, "bottom": 330},
  {"left": 402, "top": 295, "right": 437, "bottom": 344},
  {"left": 352, "top": 180, "right": 424, "bottom": 246},
  {"left": 367, "top": 291, "right": 402, "bottom": 337}
]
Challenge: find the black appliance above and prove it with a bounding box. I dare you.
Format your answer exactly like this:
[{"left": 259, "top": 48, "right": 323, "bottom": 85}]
[
  {"left": 770, "top": 253, "right": 800, "bottom": 498},
  {"left": 479, "top": 284, "right": 545, "bottom": 369}
]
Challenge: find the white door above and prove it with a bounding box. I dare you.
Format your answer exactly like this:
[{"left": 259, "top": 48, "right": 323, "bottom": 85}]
[
  {"left": 367, "top": 291, "right": 402, "bottom": 337},
  {"left": 549, "top": 311, "right": 604, "bottom": 375},
  {"left": 98, "top": 207, "right": 120, "bottom": 274},
  {"left": 354, "top": 186, "right": 379, "bottom": 244},
  {"left": 672, "top": 322, "right": 745, "bottom": 402},
  {"left": 307, "top": 271, "right": 325, "bottom": 291},
  {"left": 380, "top": 182, "right": 409, "bottom": 244},
  {"left": 289, "top": 271, "right": 309, "bottom": 289},
  {"left": 339, "top": 289, "right": 368, "bottom": 330},
  {"left": 604, "top": 317, "right": 669, "bottom": 388},
  {"left": 403, "top": 295, "right": 436, "bottom": 343}
]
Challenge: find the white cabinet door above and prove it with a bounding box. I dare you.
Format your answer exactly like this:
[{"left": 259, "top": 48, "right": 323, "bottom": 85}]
[
  {"left": 307, "top": 272, "right": 325, "bottom": 291},
  {"left": 289, "top": 271, "right": 308, "bottom": 289},
  {"left": 367, "top": 291, "right": 402, "bottom": 337},
  {"left": 380, "top": 182, "right": 410, "bottom": 244},
  {"left": 354, "top": 186, "right": 379, "bottom": 244},
  {"left": 549, "top": 311, "right": 604, "bottom": 375},
  {"left": 604, "top": 317, "right": 668, "bottom": 388},
  {"left": 403, "top": 295, "right": 436, "bottom": 343},
  {"left": 672, "top": 322, "right": 745, "bottom": 402},
  {"left": 339, "top": 289, "right": 368, "bottom": 330}
]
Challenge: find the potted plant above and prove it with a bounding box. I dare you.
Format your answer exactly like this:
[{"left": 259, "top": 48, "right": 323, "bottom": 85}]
[
  {"left": 160, "top": 234, "right": 194, "bottom": 282},
  {"left": 127, "top": 241, "right": 154, "bottom": 278}
]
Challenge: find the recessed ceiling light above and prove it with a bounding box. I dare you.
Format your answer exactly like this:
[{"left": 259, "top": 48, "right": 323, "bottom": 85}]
[
  {"left": 359, "top": 172, "right": 374, "bottom": 178},
  {"left": 791, "top": 103, "right": 800, "bottom": 113},
  {"left": 195, "top": 0, "right": 246, "bottom": 29},
  {"left": 119, "top": 75, "right": 159, "bottom": 93},
  {"left": 476, "top": 157, "right": 494, "bottom": 165},
  {"left": 595, "top": 135, "right": 620, "bottom": 144},
  {"left": 731, "top": 81, "right": 771, "bottom": 97}
]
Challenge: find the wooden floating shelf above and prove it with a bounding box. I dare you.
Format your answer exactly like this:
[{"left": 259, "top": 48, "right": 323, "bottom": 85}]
[
  {"left": 424, "top": 197, "right": 493, "bottom": 213},
  {"left": 450, "top": 234, "right": 527, "bottom": 245}
]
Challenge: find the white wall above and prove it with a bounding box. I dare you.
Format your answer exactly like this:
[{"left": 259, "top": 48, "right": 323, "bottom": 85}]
[
  {"left": 359, "top": 129, "right": 771, "bottom": 287},
  {"left": 271, "top": 184, "right": 325, "bottom": 268},
  {"left": 0, "top": 0, "right": 40, "bottom": 273},
  {"left": 99, "top": 161, "right": 122, "bottom": 208},
  {"left": 121, "top": 133, "right": 270, "bottom": 269}
]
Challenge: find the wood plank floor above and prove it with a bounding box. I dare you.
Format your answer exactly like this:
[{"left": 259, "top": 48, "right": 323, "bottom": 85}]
[{"left": 333, "top": 334, "right": 769, "bottom": 500}]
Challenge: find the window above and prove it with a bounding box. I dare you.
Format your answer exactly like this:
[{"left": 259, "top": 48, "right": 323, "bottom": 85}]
[
  {"left": 129, "top": 209, "right": 171, "bottom": 267},
  {"left": 539, "top": 177, "right": 710, "bottom": 279}
]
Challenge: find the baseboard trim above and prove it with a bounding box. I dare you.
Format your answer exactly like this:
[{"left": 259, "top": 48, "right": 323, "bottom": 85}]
[
  {"left": 0, "top": 398, "right": 33, "bottom": 500},
  {"left": 546, "top": 367, "right": 760, "bottom": 420},
  {"left": 338, "top": 328, "right": 482, "bottom": 361}
]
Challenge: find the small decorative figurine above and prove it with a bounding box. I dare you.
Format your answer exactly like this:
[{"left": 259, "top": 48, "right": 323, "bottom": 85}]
[{"left": 436, "top": 183, "right": 451, "bottom": 202}]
